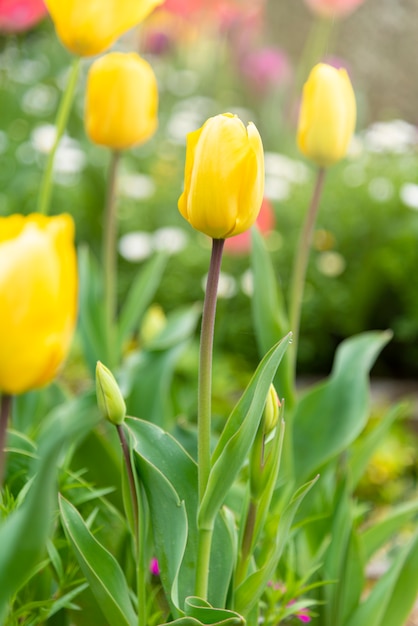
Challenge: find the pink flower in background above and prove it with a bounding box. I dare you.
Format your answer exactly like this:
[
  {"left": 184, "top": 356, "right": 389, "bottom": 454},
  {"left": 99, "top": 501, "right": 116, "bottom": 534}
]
[
  {"left": 240, "top": 46, "right": 291, "bottom": 95},
  {"left": 304, "top": 0, "right": 366, "bottom": 18},
  {"left": 162, "top": 0, "right": 265, "bottom": 31},
  {"left": 224, "top": 198, "right": 275, "bottom": 255},
  {"left": 0, "top": 0, "right": 47, "bottom": 32}
]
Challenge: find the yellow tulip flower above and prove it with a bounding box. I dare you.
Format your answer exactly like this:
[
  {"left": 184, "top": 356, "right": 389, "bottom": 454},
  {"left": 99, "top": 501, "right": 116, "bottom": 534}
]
[
  {"left": 178, "top": 113, "right": 265, "bottom": 239},
  {"left": 85, "top": 52, "right": 158, "bottom": 151},
  {"left": 297, "top": 63, "right": 356, "bottom": 168},
  {"left": 45, "top": 0, "right": 164, "bottom": 57},
  {"left": 0, "top": 214, "right": 77, "bottom": 395}
]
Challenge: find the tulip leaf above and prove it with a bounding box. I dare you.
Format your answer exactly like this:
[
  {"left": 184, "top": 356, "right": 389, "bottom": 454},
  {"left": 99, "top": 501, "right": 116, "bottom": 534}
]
[
  {"left": 199, "top": 334, "right": 291, "bottom": 530},
  {"left": 292, "top": 330, "right": 392, "bottom": 482},
  {"left": 159, "top": 596, "right": 244, "bottom": 625},
  {"left": 127, "top": 418, "right": 235, "bottom": 612},
  {"left": 122, "top": 306, "right": 200, "bottom": 428},
  {"left": 349, "top": 402, "right": 407, "bottom": 488},
  {"left": 360, "top": 498, "right": 418, "bottom": 562},
  {"left": 77, "top": 245, "right": 108, "bottom": 372},
  {"left": 117, "top": 251, "right": 167, "bottom": 349},
  {"left": 234, "top": 476, "right": 318, "bottom": 617},
  {"left": 345, "top": 530, "right": 418, "bottom": 626},
  {"left": 0, "top": 393, "right": 99, "bottom": 622},
  {"left": 59, "top": 495, "right": 137, "bottom": 626}
]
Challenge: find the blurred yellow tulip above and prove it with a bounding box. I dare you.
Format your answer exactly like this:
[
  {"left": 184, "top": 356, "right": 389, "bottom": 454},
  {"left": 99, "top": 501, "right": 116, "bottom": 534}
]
[
  {"left": 85, "top": 52, "right": 158, "bottom": 150},
  {"left": 297, "top": 63, "right": 356, "bottom": 167},
  {"left": 178, "top": 113, "right": 264, "bottom": 239},
  {"left": 0, "top": 214, "right": 77, "bottom": 395},
  {"left": 45, "top": 0, "right": 163, "bottom": 57}
]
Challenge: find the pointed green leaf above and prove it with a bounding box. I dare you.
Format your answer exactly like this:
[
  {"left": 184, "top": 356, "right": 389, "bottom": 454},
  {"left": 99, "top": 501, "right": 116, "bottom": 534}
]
[
  {"left": 293, "top": 331, "right": 392, "bottom": 482},
  {"left": 59, "top": 496, "right": 137, "bottom": 626},
  {"left": 361, "top": 498, "right": 418, "bottom": 561},
  {"left": 159, "top": 597, "right": 244, "bottom": 625},
  {"left": 349, "top": 402, "right": 407, "bottom": 487},
  {"left": 199, "top": 335, "right": 291, "bottom": 529},
  {"left": 0, "top": 394, "right": 99, "bottom": 622}
]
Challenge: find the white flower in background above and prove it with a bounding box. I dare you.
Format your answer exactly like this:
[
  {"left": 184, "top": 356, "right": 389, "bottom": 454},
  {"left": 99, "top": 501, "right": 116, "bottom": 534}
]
[
  {"left": 368, "top": 177, "right": 394, "bottom": 203},
  {"left": 202, "top": 272, "right": 237, "bottom": 299},
  {"left": 21, "top": 85, "right": 57, "bottom": 116},
  {"left": 362, "top": 119, "right": 418, "bottom": 154},
  {"left": 118, "top": 173, "right": 156, "bottom": 200},
  {"left": 14, "top": 58, "right": 48, "bottom": 85},
  {"left": 31, "top": 125, "right": 86, "bottom": 175},
  {"left": 153, "top": 227, "right": 188, "bottom": 254},
  {"left": 166, "top": 96, "right": 216, "bottom": 144},
  {"left": 240, "top": 269, "right": 254, "bottom": 297},
  {"left": 400, "top": 183, "right": 418, "bottom": 210},
  {"left": 119, "top": 232, "right": 154, "bottom": 262},
  {"left": 264, "top": 152, "right": 310, "bottom": 202}
]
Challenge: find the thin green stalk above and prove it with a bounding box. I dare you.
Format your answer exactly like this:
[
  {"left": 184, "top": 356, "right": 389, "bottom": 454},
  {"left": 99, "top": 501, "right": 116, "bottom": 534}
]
[
  {"left": 37, "top": 57, "right": 81, "bottom": 216},
  {"left": 0, "top": 394, "right": 12, "bottom": 489},
  {"left": 117, "top": 425, "right": 146, "bottom": 626},
  {"left": 197, "top": 238, "right": 224, "bottom": 502},
  {"left": 195, "top": 237, "right": 225, "bottom": 599},
  {"left": 102, "top": 150, "right": 121, "bottom": 368},
  {"left": 295, "top": 16, "right": 336, "bottom": 91},
  {"left": 288, "top": 167, "right": 326, "bottom": 379},
  {"left": 236, "top": 498, "right": 258, "bottom": 586}
]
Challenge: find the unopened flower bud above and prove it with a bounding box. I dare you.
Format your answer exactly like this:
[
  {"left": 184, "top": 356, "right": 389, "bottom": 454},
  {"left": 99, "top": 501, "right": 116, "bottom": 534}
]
[
  {"left": 96, "top": 361, "right": 126, "bottom": 425},
  {"left": 263, "top": 385, "right": 280, "bottom": 434}
]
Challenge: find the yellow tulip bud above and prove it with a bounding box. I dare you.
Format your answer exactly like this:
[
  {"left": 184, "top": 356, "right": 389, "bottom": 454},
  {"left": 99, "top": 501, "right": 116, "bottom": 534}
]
[
  {"left": 297, "top": 63, "right": 356, "bottom": 168},
  {"left": 0, "top": 214, "right": 77, "bottom": 395},
  {"left": 85, "top": 52, "right": 158, "bottom": 151},
  {"left": 45, "top": 0, "right": 164, "bottom": 57},
  {"left": 178, "top": 113, "right": 265, "bottom": 239},
  {"left": 96, "top": 362, "right": 126, "bottom": 426}
]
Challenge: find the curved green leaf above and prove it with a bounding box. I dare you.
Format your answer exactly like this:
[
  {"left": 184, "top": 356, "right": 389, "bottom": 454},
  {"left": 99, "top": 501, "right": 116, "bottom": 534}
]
[
  {"left": 293, "top": 331, "right": 392, "bottom": 482},
  {"left": 128, "top": 419, "right": 234, "bottom": 611},
  {"left": 159, "top": 596, "right": 244, "bottom": 625},
  {"left": 59, "top": 495, "right": 137, "bottom": 626}
]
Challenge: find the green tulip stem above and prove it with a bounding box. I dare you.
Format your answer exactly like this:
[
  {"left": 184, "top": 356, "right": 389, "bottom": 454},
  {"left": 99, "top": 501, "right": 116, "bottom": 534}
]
[
  {"left": 117, "top": 424, "right": 146, "bottom": 626},
  {"left": 37, "top": 57, "right": 81, "bottom": 216},
  {"left": 195, "top": 237, "right": 224, "bottom": 599},
  {"left": 0, "top": 394, "right": 12, "bottom": 489},
  {"left": 236, "top": 498, "right": 258, "bottom": 587},
  {"left": 103, "top": 150, "right": 121, "bottom": 368},
  {"left": 288, "top": 167, "right": 326, "bottom": 379}
]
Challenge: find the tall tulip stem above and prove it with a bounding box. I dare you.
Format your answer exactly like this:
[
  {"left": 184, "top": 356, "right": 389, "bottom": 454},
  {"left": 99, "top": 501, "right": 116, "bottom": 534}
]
[
  {"left": 0, "top": 394, "right": 12, "bottom": 489},
  {"left": 195, "top": 237, "right": 224, "bottom": 599},
  {"left": 289, "top": 167, "right": 326, "bottom": 378},
  {"left": 103, "top": 150, "right": 121, "bottom": 368},
  {"left": 38, "top": 57, "right": 81, "bottom": 216}
]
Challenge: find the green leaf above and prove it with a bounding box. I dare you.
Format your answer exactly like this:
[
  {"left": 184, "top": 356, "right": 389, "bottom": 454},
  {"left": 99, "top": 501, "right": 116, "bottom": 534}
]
[
  {"left": 250, "top": 227, "right": 294, "bottom": 404},
  {"left": 345, "top": 531, "right": 418, "bottom": 626},
  {"left": 293, "top": 331, "right": 392, "bottom": 482},
  {"left": 360, "top": 498, "right": 418, "bottom": 562},
  {"left": 234, "top": 476, "right": 318, "bottom": 617},
  {"left": 128, "top": 418, "right": 235, "bottom": 612},
  {"left": 199, "top": 334, "right": 291, "bottom": 529},
  {"left": 117, "top": 252, "right": 167, "bottom": 349},
  {"left": 159, "top": 597, "right": 245, "bottom": 625},
  {"left": 77, "top": 245, "right": 107, "bottom": 372},
  {"left": 349, "top": 402, "right": 406, "bottom": 487},
  {"left": 0, "top": 393, "right": 98, "bottom": 622},
  {"left": 59, "top": 496, "right": 137, "bottom": 626}
]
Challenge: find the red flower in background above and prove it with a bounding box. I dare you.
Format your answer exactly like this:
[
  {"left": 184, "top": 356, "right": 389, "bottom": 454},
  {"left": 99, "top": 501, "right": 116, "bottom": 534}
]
[
  {"left": 162, "top": 0, "right": 264, "bottom": 31},
  {"left": 0, "top": 0, "right": 47, "bottom": 32},
  {"left": 224, "top": 197, "right": 275, "bottom": 255}
]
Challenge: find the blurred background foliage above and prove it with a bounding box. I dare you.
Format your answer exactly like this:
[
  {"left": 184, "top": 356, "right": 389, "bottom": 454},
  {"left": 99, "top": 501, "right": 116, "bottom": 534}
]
[{"left": 0, "top": 0, "right": 418, "bottom": 384}]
